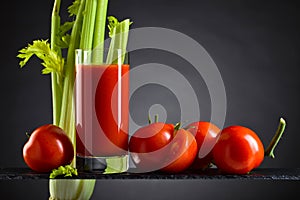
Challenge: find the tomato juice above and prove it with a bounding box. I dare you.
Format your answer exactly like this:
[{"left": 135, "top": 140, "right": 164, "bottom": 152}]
[{"left": 75, "top": 64, "right": 129, "bottom": 158}]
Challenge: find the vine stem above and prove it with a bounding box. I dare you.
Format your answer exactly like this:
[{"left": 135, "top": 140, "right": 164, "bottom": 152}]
[{"left": 265, "top": 117, "right": 287, "bottom": 158}]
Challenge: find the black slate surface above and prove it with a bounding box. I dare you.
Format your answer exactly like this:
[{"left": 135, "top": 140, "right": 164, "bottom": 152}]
[{"left": 0, "top": 168, "right": 299, "bottom": 180}]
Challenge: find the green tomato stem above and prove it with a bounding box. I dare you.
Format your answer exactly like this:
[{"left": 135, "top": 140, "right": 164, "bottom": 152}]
[
  {"left": 148, "top": 114, "right": 152, "bottom": 124},
  {"left": 264, "top": 117, "right": 287, "bottom": 158},
  {"left": 174, "top": 122, "right": 181, "bottom": 131},
  {"left": 25, "top": 132, "right": 31, "bottom": 138},
  {"left": 154, "top": 114, "right": 159, "bottom": 123},
  {"left": 147, "top": 114, "right": 159, "bottom": 124},
  {"left": 172, "top": 122, "right": 181, "bottom": 138}
]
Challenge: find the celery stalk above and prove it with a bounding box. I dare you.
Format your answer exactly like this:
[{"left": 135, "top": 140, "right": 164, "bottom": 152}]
[
  {"left": 79, "top": 0, "right": 97, "bottom": 50},
  {"left": 49, "top": 179, "right": 96, "bottom": 200},
  {"left": 59, "top": 0, "right": 86, "bottom": 166},
  {"left": 92, "top": 0, "right": 108, "bottom": 63},
  {"left": 106, "top": 17, "right": 131, "bottom": 64},
  {"left": 49, "top": 1, "right": 96, "bottom": 200},
  {"left": 50, "top": 0, "right": 63, "bottom": 126}
]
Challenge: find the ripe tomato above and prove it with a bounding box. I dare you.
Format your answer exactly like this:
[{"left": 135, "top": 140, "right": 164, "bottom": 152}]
[
  {"left": 129, "top": 122, "right": 197, "bottom": 173},
  {"left": 129, "top": 122, "right": 175, "bottom": 172},
  {"left": 23, "top": 124, "right": 74, "bottom": 172},
  {"left": 160, "top": 128, "right": 197, "bottom": 173},
  {"left": 212, "top": 125, "right": 264, "bottom": 174},
  {"left": 187, "top": 121, "right": 220, "bottom": 170}
]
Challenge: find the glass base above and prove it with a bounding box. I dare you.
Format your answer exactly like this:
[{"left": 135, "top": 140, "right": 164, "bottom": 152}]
[{"left": 76, "top": 155, "right": 129, "bottom": 173}]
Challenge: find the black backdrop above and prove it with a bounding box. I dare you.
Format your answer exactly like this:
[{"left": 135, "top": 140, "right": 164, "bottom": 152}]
[{"left": 0, "top": 0, "right": 299, "bottom": 199}]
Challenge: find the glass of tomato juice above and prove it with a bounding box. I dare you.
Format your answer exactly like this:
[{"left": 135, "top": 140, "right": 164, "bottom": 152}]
[{"left": 75, "top": 48, "right": 130, "bottom": 172}]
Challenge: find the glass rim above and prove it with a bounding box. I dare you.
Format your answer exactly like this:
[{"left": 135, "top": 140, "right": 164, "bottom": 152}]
[{"left": 75, "top": 48, "right": 129, "bottom": 65}]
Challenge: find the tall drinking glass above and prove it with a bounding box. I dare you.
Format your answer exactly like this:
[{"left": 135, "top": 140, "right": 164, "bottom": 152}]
[{"left": 75, "top": 48, "right": 129, "bottom": 172}]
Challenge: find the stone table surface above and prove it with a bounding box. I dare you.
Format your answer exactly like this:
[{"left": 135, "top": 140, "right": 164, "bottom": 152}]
[{"left": 0, "top": 168, "right": 299, "bottom": 180}]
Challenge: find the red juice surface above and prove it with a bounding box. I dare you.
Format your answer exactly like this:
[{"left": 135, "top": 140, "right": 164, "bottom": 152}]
[{"left": 76, "top": 64, "right": 129, "bottom": 157}]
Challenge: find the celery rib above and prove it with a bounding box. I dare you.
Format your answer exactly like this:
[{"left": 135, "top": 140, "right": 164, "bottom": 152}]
[
  {"left": 79, "top": 0, "right": 97, "bottom": 50},
  {"left": 50, "top": 0, "right": 62, "bottom": 126},
  {"left": 92, "top": 0, "right": 109, "bottom": 64}
]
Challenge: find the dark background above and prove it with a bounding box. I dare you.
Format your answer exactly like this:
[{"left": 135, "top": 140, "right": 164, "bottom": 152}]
[{"left": 1, "top": 0, "right": 300, "bottom": 199}]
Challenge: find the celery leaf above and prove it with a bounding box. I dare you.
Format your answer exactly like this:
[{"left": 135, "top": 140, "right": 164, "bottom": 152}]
[
  {"left": 60, "top": 21, "right": 74, "bottom": 36},
  {"left": 107, "top": 16, "right": 119, "bottom": 38},
  {"left": 56, "top": 22, "right": 74, "bottom": 49},
  {"left": 107, "top": 16, "right": 133, "bottom": 38},
  {"left": 68, "top": 0, "right": 82, "bottom": 17},
  {"left": 17, "top": 40, "right": 64, "bottom": 77},
  {"left": 50, "top": 165, "right": 78, "bottom": 179}
]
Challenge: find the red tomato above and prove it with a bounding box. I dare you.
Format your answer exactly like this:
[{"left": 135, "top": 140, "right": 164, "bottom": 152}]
[
  {"left": 187, "top": 121, "right": 220, "bottom": 170},
  {"left": 129, "top": 122, "right": 175, "bottom": 172},
  {"left": 129, "top": 122, "right": 197, "bottom": 173},
  {"left": 212, "top": 125, "right": 264, "bottom": 174},
  {"left": 161, "top": 128, "right": 197, "bottom": 173},
  {"left": 23, "top": 124, "right": 74, "bottom": 172}
]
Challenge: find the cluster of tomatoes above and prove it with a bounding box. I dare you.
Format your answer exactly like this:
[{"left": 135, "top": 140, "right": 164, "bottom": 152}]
[
  {"left": 129, "top": 120, "right": 266, "bottom": 174},
  {"left": 23, "top": 118, "right": 284, "bottom": 174}
]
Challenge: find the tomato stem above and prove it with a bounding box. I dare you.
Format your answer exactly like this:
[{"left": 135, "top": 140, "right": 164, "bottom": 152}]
[
  {"left": 174, "top": 122, "right": 181, "bottom": 131},
  {"left": 148, "top": 114, "right": 152, "bottom": 124},
  {"left": 264, "top": 117, "right": 286, "bottom": 158},
  {"left": 172, "top": 122, "right": 181, "bottom": 137},
  {"left": 25, "top": 132, "right": 31, "bottom": 138},
  {"left": 148, "top": 114, "right": 159, "bottom": 124},
  {"left": 154, "top": 114, "right": 159, "bottom": 123}
]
